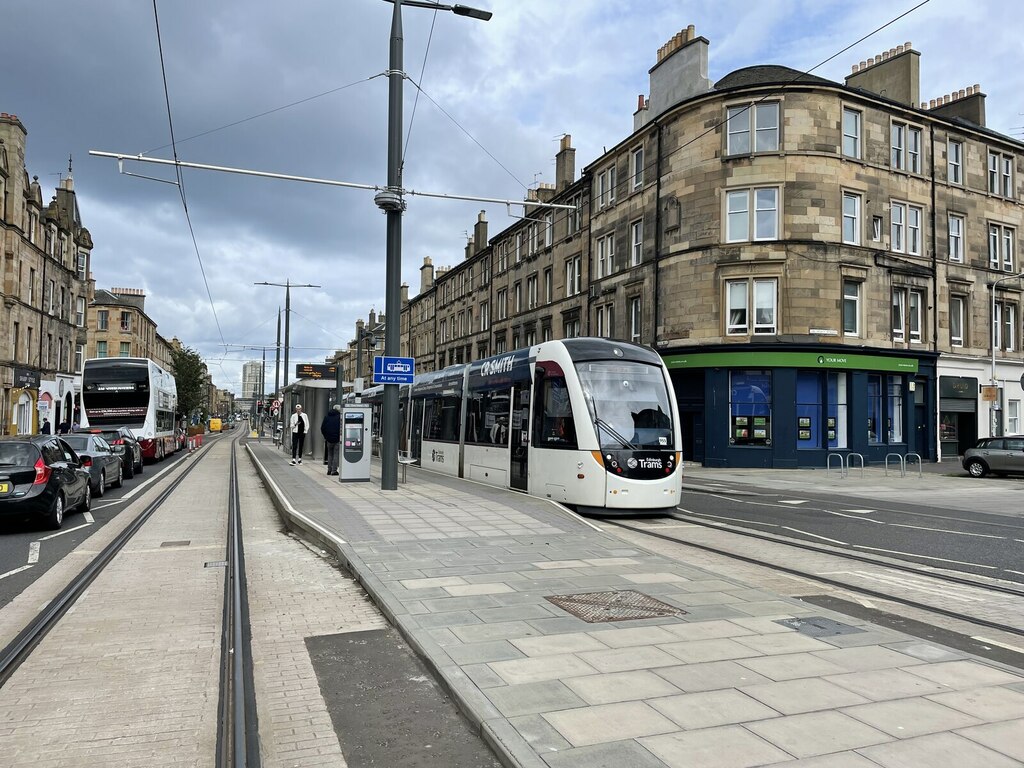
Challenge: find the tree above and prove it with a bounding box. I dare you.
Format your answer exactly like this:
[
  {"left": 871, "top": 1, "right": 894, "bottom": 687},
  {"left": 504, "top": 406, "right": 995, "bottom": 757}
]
[{"left": 171, "top": 345, "right": 207, "bottom": 425}]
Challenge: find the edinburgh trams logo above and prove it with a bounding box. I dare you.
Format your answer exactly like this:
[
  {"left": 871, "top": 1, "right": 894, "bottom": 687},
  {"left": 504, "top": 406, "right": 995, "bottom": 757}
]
[
  {"left": 628, "top": 457, "right": 663, "bottom": 470},
  {"left": 431, "top": 449, "right": 445, "bottom": 464}
]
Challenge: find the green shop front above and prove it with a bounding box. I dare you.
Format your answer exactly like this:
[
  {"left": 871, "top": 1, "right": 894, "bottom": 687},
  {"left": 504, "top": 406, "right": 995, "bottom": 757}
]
[{"left": 663, "top": 347, "right": 938, "bottom": 469}]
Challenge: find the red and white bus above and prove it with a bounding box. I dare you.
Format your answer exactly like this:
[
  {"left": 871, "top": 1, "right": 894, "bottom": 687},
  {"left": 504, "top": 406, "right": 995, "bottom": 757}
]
[{"left": 80, "top": 357, "right": 179, "bottom": 462}]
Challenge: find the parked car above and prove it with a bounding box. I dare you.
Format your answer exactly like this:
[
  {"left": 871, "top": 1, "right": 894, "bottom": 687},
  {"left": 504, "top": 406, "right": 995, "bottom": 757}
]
[
  {"left": 85, "top": 426, "right": 143, "bottom": 478},
  {"left": 962, "top": 436, "right": 1024, "bottom": 478},
  {"left": 61, "top": 434, "right": 124, "bottom": 497},
  {"left": 0, "top": 435, "right": 91, "bottom": 529}
]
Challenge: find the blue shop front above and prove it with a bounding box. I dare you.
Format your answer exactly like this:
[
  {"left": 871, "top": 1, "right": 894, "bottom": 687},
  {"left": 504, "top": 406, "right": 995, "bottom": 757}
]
[{"left": 664, "top": 347, "right": 938, "bottom": 469}]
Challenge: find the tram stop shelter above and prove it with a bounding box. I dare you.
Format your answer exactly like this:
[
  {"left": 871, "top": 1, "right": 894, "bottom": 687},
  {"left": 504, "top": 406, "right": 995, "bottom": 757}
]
[{"left": 279, "top": 378, "right": 339, "bottom": 462}]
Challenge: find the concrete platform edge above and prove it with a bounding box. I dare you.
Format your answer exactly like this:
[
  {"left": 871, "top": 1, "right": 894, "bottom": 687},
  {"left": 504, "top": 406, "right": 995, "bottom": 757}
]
[{"left": 245, "top": 444, "right": 534, "bottom": 768}]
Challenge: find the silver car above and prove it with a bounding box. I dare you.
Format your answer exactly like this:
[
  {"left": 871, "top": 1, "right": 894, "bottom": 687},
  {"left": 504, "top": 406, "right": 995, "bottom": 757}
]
[{"left": 962, "top": 436, "right": 1024, "bottom": 478}]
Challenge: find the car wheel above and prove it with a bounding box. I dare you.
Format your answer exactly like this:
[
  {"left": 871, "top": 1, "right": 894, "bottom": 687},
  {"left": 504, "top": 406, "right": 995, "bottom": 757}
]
[
  {"left": 79, "top": 483, "right": 92, "bottom": 512},
  {"left": 96, "top": 471, "right": 106, "bottom": 497},
  {"left": 124, "top": 458, "right": 135, "bottom": 480},
  {"left": 46, "top": 493, "right": 65, "bottom": 530},
  {"left": 136, "top": 455, "right": 144, "bottom": 474},
  {"left": 113, "top": 464, "right": 123, "bottom": 489},
  {"left": 966, "top": 459, "right": 988, "bottom": 478}
]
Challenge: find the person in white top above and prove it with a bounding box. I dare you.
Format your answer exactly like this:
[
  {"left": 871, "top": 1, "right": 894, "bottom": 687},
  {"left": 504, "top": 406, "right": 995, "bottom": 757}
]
[{"left": 289, "top": 404, "right": 310, "bottom": 464}]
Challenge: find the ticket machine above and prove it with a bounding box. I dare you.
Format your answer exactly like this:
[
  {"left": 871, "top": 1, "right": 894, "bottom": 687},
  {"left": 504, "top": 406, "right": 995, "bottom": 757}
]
[{"left": 338, "top": 404, "right": 372, "bottom": 482}]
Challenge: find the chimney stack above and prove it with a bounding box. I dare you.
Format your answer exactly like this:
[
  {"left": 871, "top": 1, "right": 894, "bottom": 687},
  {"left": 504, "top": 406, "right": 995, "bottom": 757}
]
[
  {"left": 637, "top": 25, "right": 711, "bottom": 130},
  {"left": 420, "top": 256, "right": 435, "bottom": 294},
  {"left": 474, "top": 210, "right": 488, "bottom": 254},
  {"left": 845, "top": 42, "right": 919, "bottom": 107},
  {"left": 555, "top": 134, "right": 576, "bottom": 192}
]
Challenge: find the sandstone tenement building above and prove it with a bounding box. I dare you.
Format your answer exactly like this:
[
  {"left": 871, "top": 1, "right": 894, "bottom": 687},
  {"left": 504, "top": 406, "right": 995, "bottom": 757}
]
[{"left": 377, "top": 29, "right": 1022, "bottom": 468}]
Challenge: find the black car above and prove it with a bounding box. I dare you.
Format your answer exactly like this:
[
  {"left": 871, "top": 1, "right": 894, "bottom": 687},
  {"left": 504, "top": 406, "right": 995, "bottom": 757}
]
[
  {"left": 0, "top": 435, "right": 91, "bottom": 529},
  {"left": 62, "top": 434, "right": 124, "bottom": 496},
  {"left": 85, "top": 426, "right": 143, "bottom": 479}
]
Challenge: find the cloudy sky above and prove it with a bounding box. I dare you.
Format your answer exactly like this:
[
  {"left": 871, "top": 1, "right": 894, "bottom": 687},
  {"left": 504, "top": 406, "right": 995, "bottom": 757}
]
[{"left": 5, "top": 0, "right": 1021, "bottom": 392}]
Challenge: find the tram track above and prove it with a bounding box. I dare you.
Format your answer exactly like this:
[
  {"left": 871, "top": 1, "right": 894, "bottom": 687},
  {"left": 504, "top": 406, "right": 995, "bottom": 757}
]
[
  {"left": 0, "top": 431, "right": 261, "bottom": 766},
  {"left": 603, "top": 512, "right": 1024, "bottom": 643}
]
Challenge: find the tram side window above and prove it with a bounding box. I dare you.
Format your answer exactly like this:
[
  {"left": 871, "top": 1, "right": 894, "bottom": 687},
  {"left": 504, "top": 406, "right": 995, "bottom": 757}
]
[
  {"left": 534, "top": 375, "right": 577, "bottom": 449},
  {"left": 465, "top": 389, "right": 511, "bottom": 445},
  {"left": 424, "top": 396, "right": 461, "bottom": 442}
]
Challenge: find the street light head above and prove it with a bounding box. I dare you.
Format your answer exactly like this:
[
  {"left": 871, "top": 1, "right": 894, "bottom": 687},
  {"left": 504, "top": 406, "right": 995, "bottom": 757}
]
[{"left": 452, "top": 4, "right": 492, "bottom": 20}]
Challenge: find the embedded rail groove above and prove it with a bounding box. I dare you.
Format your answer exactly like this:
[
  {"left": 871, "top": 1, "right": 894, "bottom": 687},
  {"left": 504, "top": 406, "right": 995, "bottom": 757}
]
[
  {"left": 668, "top": 509, "right": 1024, "bottom": 599},
  {"left": 603, "top": 515, "right": 1024, "bottom": 639},
  {"left": 0, "top": 444, "right": 208, "bottom": 688},
  {"left": 218, "top": 435, "right": 261, "bottom": 767}
]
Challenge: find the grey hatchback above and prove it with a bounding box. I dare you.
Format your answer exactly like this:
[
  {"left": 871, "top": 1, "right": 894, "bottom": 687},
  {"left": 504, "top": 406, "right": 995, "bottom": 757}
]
[{"left": 962, "top": 436, "right": 1024, "bottom": 478}]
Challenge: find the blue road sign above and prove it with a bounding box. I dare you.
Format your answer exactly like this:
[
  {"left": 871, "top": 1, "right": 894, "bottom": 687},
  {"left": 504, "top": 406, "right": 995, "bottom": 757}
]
[{"left": 373, "top": 355, "right": 415, "bottom": 384}]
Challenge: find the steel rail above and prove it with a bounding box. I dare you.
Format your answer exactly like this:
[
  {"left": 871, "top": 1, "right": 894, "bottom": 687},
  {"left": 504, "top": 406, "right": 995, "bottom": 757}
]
[
  {"left": 0, "top": 449, "right": 208, "bottom": 688},
  {"left": 603, "top": 517, "right": 1024, "bottom": 639},
  {"left": 669, "top": 509, "right": 1024, "bottom": 598},
  {"left": 217, "top": 434, "right": 261, "bottom": 767}
]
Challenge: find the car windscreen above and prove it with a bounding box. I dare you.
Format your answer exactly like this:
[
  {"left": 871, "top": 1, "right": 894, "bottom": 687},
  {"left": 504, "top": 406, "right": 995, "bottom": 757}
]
[{"left": 0, "top": 443, "right": 39, "bottom": 467}]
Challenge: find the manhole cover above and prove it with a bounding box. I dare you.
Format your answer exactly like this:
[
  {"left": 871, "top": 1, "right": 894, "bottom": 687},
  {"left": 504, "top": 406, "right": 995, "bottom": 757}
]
[
  {"left": 545, "top": 590, "right": 686, "bottom": 623},
  {"left": 775, "top": 616, "right": 865, "bottom": 638},
  {"left": 160, "top": 540, "right": 191, "bottom": 548}
]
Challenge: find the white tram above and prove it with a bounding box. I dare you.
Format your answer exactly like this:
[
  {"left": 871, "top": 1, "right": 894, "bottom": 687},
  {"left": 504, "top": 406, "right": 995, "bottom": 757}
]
[{"left": 366, "top": 338, "right": 682, "bottom": 515}]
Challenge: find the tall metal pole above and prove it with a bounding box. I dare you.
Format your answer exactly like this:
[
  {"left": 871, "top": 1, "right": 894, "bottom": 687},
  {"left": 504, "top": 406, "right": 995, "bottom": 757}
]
[
  {"left": 274, "top": 307, "right": 281, "bottom": 401},
  {"left": 373, "top": 0, "right": 490, "bottom": 490},
  {"left": 284, "top": 281, "right": 292, "bottom": 391},
  {"left": 380, "top": 0, "right": 405, "bottom": 490}
]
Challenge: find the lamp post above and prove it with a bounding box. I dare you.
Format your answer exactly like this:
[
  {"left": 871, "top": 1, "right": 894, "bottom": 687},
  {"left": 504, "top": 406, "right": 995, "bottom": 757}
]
[
  {"left": 255, "top": 280, "right": 320, "bottom": 393},
  {"left": 990, "top": 270, "right": 1024, "bottom": 437},
  {"left": 375, "top": 0, "right": 491, "bottom": 490}
]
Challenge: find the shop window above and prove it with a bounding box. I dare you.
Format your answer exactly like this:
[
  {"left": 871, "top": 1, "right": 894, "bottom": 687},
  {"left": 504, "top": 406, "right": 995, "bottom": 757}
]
[
  {"left": 729, "top": 370, "right": 771, "bottom": 446},
  {"left": 797, "top": 371, "right": 848, "bottom": 450},
  {"left": 867, "top": 374, "right": 905, "bottom": 444}
]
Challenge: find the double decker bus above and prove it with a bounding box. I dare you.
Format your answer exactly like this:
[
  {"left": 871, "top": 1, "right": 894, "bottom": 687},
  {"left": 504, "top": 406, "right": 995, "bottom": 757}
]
[{"left": 80, "top": 358, "right": 179, "bottom": 462}]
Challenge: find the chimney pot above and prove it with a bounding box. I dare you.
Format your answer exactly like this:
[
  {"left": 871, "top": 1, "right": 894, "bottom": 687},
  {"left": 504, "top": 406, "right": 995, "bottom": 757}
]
[
  {"left": 973, "top": 83, "right": 980, "bottom": 92},
  {"left": 905, "top": 41, "right": 912, "bottom": 50},
  {"left": 958, "top": 88, "right": 966, "bottom": 99},
  {"left": 687, "top": 23, "right": 695, "bottom": 40},
  {"left": 896, "top": 44, "right": 904, "bottom": 54},
  {"left": 867, "top": 56, "right": 875, "bottom": 66}
]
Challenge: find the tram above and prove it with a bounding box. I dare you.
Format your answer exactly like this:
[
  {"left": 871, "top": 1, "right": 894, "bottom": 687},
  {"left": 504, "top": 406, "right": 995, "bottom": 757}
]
[{"left": 364, "top": 338, "right": 682, "bottom": 515}]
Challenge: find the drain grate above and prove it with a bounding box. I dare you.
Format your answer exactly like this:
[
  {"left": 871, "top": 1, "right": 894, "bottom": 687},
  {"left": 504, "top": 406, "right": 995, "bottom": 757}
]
[
  {"left": 545, "top": 590, "right": 686, "bottom": 623},
  {"left": 775, "top": 616, "right": 865, "bottom": 638},
  {"left": 160, "top": 540, "right": 191, "bottom": 548}
]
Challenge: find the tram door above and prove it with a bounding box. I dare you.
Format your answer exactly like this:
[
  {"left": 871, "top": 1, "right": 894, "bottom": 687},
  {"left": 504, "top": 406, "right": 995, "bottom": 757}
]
[
  {"left": 509, "top": 384, "right": 530, "bottom": 491},
  {"left": 409, "top": 398, "right": 424, "bottom": 462}
]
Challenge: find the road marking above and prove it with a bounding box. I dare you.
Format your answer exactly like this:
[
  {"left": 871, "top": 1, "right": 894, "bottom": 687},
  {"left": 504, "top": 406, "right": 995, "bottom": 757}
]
[
  {"left": 38, "top": 523, "right": 91, "bottom": 541},
  {"left": 682, "top": 511, "right": 780, "bottom": 528},
  {"left": 841, "top": 571, "right": 990, "bottom": 603},
  {"left": 972, "top": 636, "right": 1024, "bottom": 655},
  {"left": 827, "top": 510, "right": 886, "bottom": 523},
  {"left": 781, "top": 526, "right": 848, "bottom": 546},
  {"left": 121, "top": 463, "right": 180, "bottom": 500},
  {"left": 852, "top": 545, "right": 996, "bottom": 569},
  {"left": 1006, "top": 569, "right": 1024, "bottom": 577},
  {"left": 887, "top": 522, "right": 1005, "bottom": 539},
  {"left": 28, "top": 541, "right": 40, "bottom": 564},
  {"left": 779, "top": 500, "right": 810, "bottom": 505},
  {"left": 0, "top": 565, "right": 33, "bottom": 581},
  {"left": 842, "top": 509, "right": 876, "bottom": 514},
  {"left": 92, "top": 500, "right": 126, "bottom": 509},
  {"left": 84, "top": 511, "right": 95, "bottom": 523}
]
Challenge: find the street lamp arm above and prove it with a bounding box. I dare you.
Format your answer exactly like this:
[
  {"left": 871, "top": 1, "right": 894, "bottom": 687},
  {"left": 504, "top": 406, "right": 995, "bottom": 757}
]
[{"left": 381, "top": 0, "right": 492, "bottom": 20}]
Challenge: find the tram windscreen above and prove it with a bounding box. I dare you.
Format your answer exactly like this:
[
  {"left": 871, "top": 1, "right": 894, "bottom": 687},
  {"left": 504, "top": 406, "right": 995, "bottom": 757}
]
[{"left": 576, "top": 362, "right": 674, "bottom": 450}]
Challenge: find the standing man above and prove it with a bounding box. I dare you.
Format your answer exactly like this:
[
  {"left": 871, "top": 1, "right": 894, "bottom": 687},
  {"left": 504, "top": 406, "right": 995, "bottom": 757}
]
[
  {"left": 289, "top": 404, "right": 310, "bottom": 464},
  {"left": 320, "top": 404, "right": 342, "bottom": 476},
  {"left": 40, "top": 418, "right": 51, "bottom": 435}
]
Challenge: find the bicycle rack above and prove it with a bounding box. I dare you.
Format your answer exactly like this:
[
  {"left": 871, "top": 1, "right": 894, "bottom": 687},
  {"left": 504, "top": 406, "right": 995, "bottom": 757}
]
[
  {"left": 826, "top": 452, "right": 846, "bottom": 478},
  {"left": 884, "top": 452, "right": 905, "bottom": 477},
  {"left": 847, "top": 452, "right": 865, "bottom": 478},
  {"left": 905, "top": 452, "right": 922, "bottom": 478}
]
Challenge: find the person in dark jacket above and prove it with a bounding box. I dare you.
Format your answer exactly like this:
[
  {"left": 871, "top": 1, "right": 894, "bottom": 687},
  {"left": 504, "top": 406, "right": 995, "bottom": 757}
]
[{"left": 320, "top": 404, "right": 342, "bottom": 475}]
